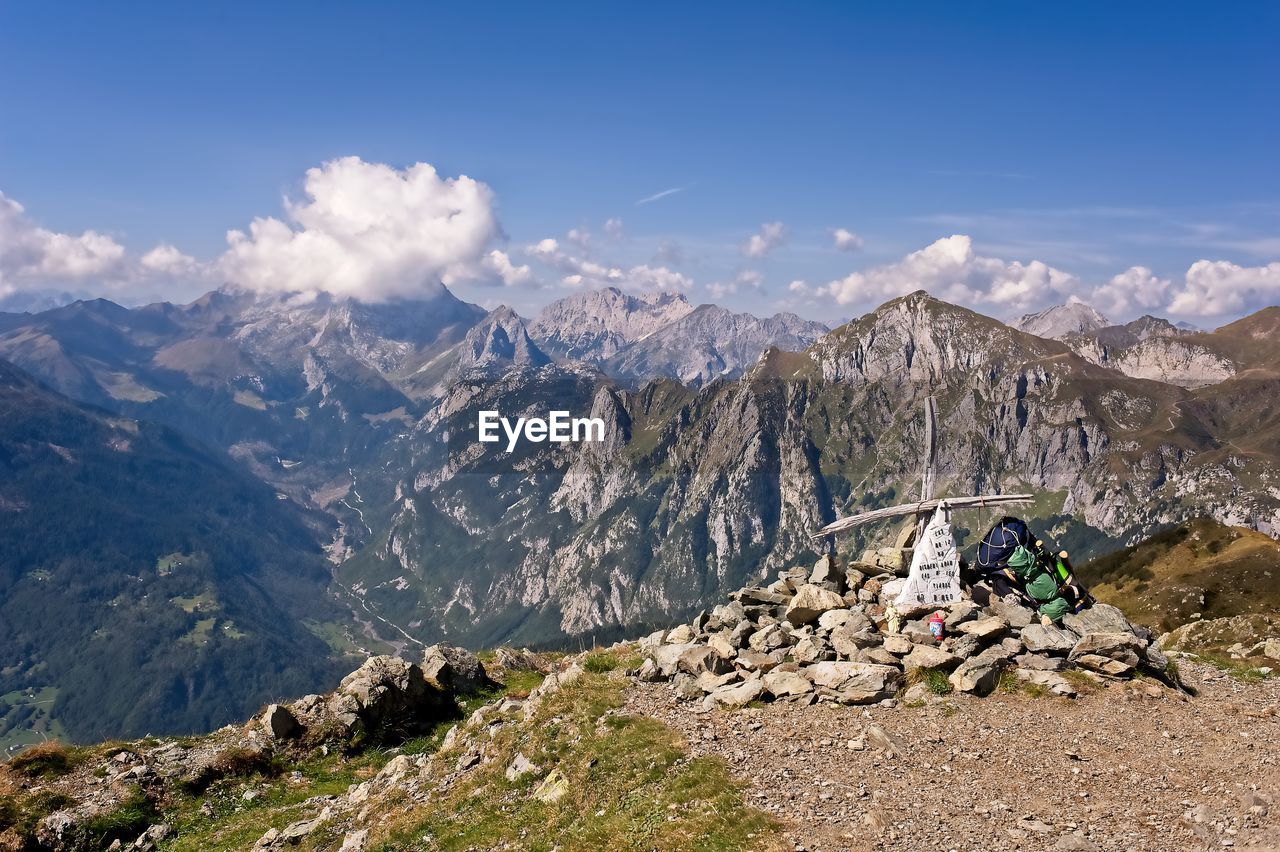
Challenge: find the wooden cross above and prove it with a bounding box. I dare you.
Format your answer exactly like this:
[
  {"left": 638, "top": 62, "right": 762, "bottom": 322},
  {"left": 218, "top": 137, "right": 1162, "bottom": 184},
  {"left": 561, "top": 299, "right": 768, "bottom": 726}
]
[{"left": 810, "top": 395, "right": 1034, "bottom": 542}]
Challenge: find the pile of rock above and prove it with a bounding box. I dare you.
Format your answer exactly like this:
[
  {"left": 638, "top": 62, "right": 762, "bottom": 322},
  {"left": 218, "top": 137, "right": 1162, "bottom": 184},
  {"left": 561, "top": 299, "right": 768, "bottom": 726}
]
[
  {"left": 250, "top": 643, "right": 521, "bottom": 750},
  {"left": 636, "top": 556, "right": 1171, "bottom": 708}
]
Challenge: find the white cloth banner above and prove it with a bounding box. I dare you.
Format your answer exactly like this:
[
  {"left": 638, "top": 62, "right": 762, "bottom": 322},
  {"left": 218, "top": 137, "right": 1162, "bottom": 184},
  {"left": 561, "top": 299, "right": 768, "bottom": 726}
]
[{"left": 893, "top": 504, "right": 961, "bottom": 609}]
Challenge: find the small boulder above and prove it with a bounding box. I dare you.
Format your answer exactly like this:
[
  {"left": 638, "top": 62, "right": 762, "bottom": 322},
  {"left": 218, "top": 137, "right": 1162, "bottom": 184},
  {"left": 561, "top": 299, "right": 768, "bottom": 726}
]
[
  {"left": 735, "top": 649, "right": 782, "bottom": 673},
  {"left": 260, "top": 703, "right": 301, "bottom": 740},
  {"left": 944, "top": 601, "right": 981, "bottom": 630},
  {"left": 706, "top": 632, "right": 737, "bottom": 660},
  {"left": 859, "top": 647, "right": 901, "bottom": 666},
  {"left": 1063, "top": 604, "right": 1135, "bottom": 637},
  {"left": 808, "top": 555, "right": 846, "bottom": 592},
  {"left": 327, "top": 656, "right": 449, "bottom": 741},
  {"left": 957, "top": 616, "right": 1008, "bottom": 640},
  {"left": 704, "top": 678, "right": 765, "bottom": 709},
  {"left": 830, "top": 624, "right": 879, "bottom": 658},
  {"left": 748, "top": 624, "right": 788, "bottom": 652},
  {"left": 651, "top": 643, "right": 697, "bottom": 677},
  {"left": 882, "top": 634, "right": 913, "bottom": 655},
  {"left": 666, "top": 624, "right": 696, "bottom": 644},
  {"left": 709, "top": 601, "right": 747, "bottom": 630},
  {"left": 802, "top": 661, "right": 903, "bottom": 704},
  {"left": 422, "top": 644, "right": 495, "bottom": 694},
  {"left": 949, "top": 634, "right": 982, "bottom": 660},
  {"left": 1016, "top": 668, "right": 1078, "bottom": 698},
  {"left": 1075, "top": 653, "right": 1134, "bottom": 677},
  {"left": 636, "top": 658, "right": 662, "bottom": 682},
  {"left": 533, "top": 768, "right": 570, "bottom": 803},
  {"left": 1015, "top": 653, "right": 1067, "bottom": 672},
  {"left": 505, "top": 752, "right": 540, "bottom": 781},
  {"left": 903, "top": 645, "right": 962, "bottom": 672},
  {"left": 1021, "top": 624, "right": 1078, "bottom": 655},
  {"left": 763, "top": 669, "right": 813, "bottom": 698},
  {"left": 988, "top": 599, "right": 1035, "bottom": 629},
  {"left": 948, "top": 647, "right": 1011, "bottom": 696},
  {"left": 785, "top": 584, "right": 846, "bottom": 626},
  {"left": 736, "top": 587, "right": 788, "bottom": 606},
  {"left": 1069, "top": 632, "right": 1145, "bottom": 669},
  {"left": 677, "top": 645, "right": 734, "bottom": 676}
]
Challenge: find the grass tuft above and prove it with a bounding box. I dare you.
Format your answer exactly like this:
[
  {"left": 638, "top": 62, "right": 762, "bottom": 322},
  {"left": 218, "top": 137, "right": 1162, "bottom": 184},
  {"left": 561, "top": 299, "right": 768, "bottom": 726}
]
[
  {"left": 906, "top": 667, "right": 953, "bottom": 695},
  {"left": 5, "top": 740, "right": 83, "bottom": 779}
]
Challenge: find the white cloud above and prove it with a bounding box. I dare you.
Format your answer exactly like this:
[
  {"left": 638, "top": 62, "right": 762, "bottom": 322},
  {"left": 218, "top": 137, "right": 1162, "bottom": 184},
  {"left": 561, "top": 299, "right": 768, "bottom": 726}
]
[
  {"left": 788, "top": 279, "right": 810, "bottom": 294},
  {"left": 1168, "top": 259, "right": 1280, "bottom": 317},
  {"left": 1088, "top": 266, "right": 1171, "bottom": 316},
  {"left": 830, "top": 228, "right": 864, "bottom": 252},
  {"left": 818, "top": 235, "right": 1078, "bottom": 312},
  {"left": 140, "top": 244, "right": 200, "bottom": 277},
  {"left": 742, "top": 221, "right": 787, "bottom": 258},
  {"left": 635, "top": 186, "right": 685, "bottom": 206},
  {"left": 0, "top": 191, "right": 127, "bottom": 296},
  {"left": 219, "top": 157, "right": 501, "bottom": 301},
  {"left": 527, "top": 237, "right": 691, "bottom": 291},
  {"left": 566, "top": 227, "right": 591, "bottom": 251},
  {"left": 707, "top": 269, "right": 765, "bottom": 299},
  {"left": 603, "top": 217, "right": 624, "bottom": 239},
  {"left": 484, "top": 250, "right": 534, "bottom": 287}
]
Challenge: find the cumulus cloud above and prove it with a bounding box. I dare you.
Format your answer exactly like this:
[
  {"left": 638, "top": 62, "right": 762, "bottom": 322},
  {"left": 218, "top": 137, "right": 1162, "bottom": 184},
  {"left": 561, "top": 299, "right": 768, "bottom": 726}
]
[
  {"left": 140, "top": 244, "right": 200, "bottom": 277},
  {"left": 1088, "top": 266, "right": 1171, "bottom": 316},
  {"left": 219, "top": 157, "right": 502, "bottom": 301},
  {"left": 1167, "top": 259, "right": 1280, "bottom": 317},
  {"left": 818, "top": 235, "right": 1078, "bottom": 312},
  {"left": 788, "top": 279, "right": 810, "bottom": 294},
  {"left": 603, "top": 217, "right": 624, "bottom": 239},
  {"left": 830, "top": 228, "right": 864, "bottom": 252},
  {"left": 707, "top": 269, "right": 765, "bottom": 299},
  {"left": 0, "top": 191, "right": 127, "bottom": 296},
  {"left": 484, "top": 250, "right": 534, "bottom": 287},
  {"left": 566, "top": 227, "right": 591, "bottom": 251},
  {"left": 527, "top": 237, "right": 691, "bottom": 291},
  {"left": 742, "top": 221, "right": 787, "bottom": 258}
]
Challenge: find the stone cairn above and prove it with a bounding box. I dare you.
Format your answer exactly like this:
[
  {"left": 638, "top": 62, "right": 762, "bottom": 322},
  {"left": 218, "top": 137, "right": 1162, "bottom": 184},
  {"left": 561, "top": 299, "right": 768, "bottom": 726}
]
[{"left": 636, "top": 554, "right": 1172, "bottom": 708}]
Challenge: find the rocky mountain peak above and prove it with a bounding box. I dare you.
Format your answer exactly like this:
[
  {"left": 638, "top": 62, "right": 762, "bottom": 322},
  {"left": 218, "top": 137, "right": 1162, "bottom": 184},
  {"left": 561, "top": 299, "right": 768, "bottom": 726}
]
[
  {"left": 1014, "top": 302, "right": 1110, "bottom": 340},
  {"left": 457, "top": 306, "right": 550, "bottom": 375},
  {"left": 529, "top": 287, "right": 696, "bottom": 364}
]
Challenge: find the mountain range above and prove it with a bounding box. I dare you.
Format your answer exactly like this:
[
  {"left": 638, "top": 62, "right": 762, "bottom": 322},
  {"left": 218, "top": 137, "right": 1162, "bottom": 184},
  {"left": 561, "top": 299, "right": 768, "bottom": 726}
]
[{"left": 2, "top": 283, "right": 1278, "bottom": 742}]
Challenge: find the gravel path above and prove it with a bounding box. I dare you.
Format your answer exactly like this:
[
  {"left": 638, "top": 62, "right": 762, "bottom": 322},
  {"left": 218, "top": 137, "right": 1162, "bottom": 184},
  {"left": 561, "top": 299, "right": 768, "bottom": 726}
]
[{"left": 626, "top": 662, "right": 1280, "bottom": 851}]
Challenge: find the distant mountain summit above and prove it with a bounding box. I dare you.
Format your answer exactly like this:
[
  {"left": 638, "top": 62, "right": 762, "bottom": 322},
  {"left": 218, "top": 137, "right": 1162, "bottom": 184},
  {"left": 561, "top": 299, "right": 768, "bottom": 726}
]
[
  {"left": 529, "top": 287, "right": 696, "bottom": 364},
  {"left": 529, "top": 287, "right": 827, "bottom": 387},
  {"left": 602, "top": 304, "right": 828, "bottom": 387},
  {"left": 1014, "top": 302, "right": 1110, "bottom": 340}
]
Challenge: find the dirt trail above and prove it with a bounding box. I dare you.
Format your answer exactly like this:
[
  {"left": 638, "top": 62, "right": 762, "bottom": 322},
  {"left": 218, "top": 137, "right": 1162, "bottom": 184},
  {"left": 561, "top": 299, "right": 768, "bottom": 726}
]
[{"left": 627, "top": 661, "right": 1280, "bottom": 851}]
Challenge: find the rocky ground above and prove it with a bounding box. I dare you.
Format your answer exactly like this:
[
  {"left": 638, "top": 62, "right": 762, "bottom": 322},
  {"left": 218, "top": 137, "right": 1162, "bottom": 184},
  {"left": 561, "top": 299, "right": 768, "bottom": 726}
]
[
  {"left": 8, "top": 550, "right": 1280, "bottom": 852},
  {"left": 628, "top": 660, "right": 1280, "bottom": 851}
]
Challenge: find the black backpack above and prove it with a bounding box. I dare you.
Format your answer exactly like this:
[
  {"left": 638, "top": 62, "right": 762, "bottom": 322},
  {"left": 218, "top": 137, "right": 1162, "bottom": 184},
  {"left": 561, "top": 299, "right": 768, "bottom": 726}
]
[{"left": 976, "top": 517, "right": 1033, "bottom": 573}]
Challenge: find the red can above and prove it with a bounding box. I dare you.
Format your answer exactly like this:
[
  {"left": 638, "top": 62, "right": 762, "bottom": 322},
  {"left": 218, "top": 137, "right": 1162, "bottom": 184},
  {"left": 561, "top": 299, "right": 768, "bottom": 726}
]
[{"left": 929, "top": 611, "right": 945, "bottom": 640}]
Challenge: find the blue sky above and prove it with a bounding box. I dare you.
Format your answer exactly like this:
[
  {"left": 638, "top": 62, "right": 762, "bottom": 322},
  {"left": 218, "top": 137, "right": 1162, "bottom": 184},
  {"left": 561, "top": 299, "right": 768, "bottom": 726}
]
[{"left": 1, "top": 2, "right": 1277, "bottom": 324}]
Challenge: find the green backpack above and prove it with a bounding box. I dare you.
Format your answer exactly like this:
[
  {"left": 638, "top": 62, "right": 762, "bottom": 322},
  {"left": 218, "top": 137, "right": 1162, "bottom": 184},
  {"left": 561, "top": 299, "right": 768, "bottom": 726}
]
[{"left": 1007, "top": 545, "right": 1071, "bottom": 622}]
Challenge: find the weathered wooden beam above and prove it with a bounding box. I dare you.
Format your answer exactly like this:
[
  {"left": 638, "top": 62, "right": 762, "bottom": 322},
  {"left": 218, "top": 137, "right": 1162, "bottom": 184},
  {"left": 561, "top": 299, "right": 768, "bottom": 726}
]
[
  {"left": 810, "top": 493, "right": 1036, "bottom": 539},
  {"left": 920, "top": 395, "right": 938, "bottom": 503}
]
